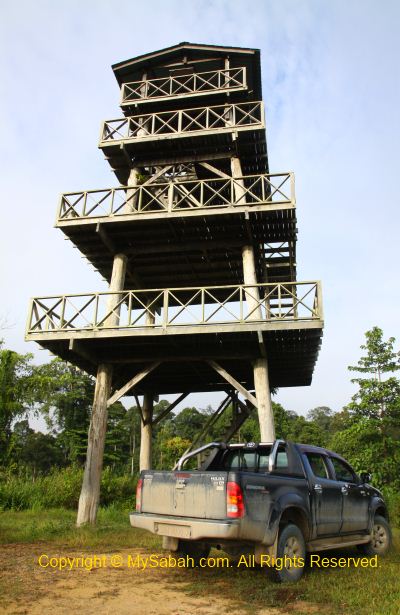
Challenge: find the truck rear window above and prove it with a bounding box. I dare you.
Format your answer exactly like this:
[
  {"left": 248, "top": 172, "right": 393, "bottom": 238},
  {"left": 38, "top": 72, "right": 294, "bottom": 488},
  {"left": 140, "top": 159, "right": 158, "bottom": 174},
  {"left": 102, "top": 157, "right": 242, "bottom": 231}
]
[{"left": 222, "top": 447, "right": 273, "bottom": 472}]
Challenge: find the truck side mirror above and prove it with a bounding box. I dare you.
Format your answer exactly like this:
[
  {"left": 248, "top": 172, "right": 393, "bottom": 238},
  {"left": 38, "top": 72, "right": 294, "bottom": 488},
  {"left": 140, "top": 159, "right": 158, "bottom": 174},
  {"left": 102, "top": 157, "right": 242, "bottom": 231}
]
[{"left": 360, "top": 471, "right": 371, "bottom": 484}]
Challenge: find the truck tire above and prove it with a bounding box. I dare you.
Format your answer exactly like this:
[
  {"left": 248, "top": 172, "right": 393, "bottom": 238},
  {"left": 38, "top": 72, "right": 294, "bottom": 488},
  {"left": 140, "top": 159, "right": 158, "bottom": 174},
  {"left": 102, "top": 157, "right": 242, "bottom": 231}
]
[
  {"left": 274, "top": 523, "right": 306, "bottom": 583},
  {"left": 177, "top": 540, "right": 210, "bottom": 567},
  {"left": 357, "top": 515, "right": 392, "bottom": 556}
]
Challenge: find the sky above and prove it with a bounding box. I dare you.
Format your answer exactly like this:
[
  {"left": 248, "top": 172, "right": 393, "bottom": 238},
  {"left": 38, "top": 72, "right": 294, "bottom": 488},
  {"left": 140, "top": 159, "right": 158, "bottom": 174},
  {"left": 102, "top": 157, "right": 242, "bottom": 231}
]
[{"left": 1, "top": 0, "right": 399, "bottom": 426}]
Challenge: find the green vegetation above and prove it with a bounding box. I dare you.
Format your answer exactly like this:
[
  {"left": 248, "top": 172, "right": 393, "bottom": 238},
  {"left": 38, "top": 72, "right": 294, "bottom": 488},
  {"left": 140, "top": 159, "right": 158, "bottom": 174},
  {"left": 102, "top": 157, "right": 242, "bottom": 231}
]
[
  {"left": 0, "top": 466, "right": 136, "bottom": 511},
  {"left": 188, "top": 530, "right": 400, "bottom": 615},
  {"left": 0, "top": 507, "right": 159, "bottom": 548}
]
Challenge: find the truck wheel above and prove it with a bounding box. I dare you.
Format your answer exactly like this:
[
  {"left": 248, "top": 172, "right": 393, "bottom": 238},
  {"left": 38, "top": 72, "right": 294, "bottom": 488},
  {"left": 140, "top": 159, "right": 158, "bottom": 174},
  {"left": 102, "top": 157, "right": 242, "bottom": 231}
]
[
  {"left": 177, "top": 540, "right": 210, "bottom": 567},
  {"left": 274, "top": 524, "right": 306, "bottom": 583},
  {"left": 357, "top": 515, "right": 392, "bottom": 556}
]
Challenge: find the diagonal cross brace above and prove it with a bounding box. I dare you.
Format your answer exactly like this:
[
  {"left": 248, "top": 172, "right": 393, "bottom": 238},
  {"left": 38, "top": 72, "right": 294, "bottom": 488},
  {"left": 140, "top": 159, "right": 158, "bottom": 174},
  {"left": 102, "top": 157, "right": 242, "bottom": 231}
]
[
  {"left": 107, "top": 361, "right": 160, "bottom": 407},
  {"left": 152, "top": 392, "right": 189, "bottom": 426},
  {"left": 207, "top": 360, "right": 258, "bottom": 408}
]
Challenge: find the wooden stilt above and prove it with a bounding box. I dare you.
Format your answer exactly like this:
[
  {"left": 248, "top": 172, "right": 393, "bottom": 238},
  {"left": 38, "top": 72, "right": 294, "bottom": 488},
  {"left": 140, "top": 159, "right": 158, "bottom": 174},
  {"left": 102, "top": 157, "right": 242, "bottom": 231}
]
[
  {"left": 139, "top": 306, "right": 156, "bottom": 471},
  {"left": 232, "top": 154, "right": 275, "bottom": 442},
  {"left": 76, "top": 252, "right": 127, "bottom": 525},
  {"left": 140, "top": 393, "right": 153, "bottom": 471},
  {"left": 253, "top": 357, "right": 275, "bottom": 441},
  {"left": 76, "top": 363, "right": 113, "bottom": 526}
]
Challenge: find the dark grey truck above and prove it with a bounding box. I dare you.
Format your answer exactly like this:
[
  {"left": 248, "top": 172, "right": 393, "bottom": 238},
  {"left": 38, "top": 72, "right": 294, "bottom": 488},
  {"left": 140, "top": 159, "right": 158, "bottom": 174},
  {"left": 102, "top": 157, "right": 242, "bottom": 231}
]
[{"left": 131, "top": 440, "right": 392, "bottom": 581}]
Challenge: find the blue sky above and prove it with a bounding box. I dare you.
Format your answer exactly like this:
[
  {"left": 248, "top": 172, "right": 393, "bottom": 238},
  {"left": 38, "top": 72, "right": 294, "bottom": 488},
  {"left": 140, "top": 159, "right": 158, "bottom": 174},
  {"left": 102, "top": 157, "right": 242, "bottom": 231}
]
[{"left": 1, "top": 0, "right": 399, "bottom": 422}]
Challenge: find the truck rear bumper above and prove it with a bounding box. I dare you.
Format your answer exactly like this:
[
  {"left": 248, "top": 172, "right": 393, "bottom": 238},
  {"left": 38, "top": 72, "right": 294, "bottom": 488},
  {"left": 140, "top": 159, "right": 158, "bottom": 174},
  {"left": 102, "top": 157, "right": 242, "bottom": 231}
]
[{"left": 130, "top": 512, "right": 240, "bottom": 541}]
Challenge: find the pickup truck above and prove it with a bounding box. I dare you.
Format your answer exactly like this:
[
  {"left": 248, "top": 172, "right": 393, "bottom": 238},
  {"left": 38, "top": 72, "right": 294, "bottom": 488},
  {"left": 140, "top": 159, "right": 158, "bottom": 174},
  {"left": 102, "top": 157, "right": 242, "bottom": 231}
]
[{"left": 131, "top": 440, "right": 392, "bottom": 581}]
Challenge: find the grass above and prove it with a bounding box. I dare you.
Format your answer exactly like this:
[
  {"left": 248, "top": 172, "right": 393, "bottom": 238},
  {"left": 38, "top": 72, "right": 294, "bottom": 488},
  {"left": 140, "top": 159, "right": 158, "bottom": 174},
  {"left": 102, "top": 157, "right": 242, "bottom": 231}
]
[
  {"left": 0, "top": 509, "right": 399, "bottom": 614},
  {"left": 197, "top": 534, "right": 400, "bottom": 615},
  {"left": 0, "top": 506, "right": 161, "bottom": 550}
]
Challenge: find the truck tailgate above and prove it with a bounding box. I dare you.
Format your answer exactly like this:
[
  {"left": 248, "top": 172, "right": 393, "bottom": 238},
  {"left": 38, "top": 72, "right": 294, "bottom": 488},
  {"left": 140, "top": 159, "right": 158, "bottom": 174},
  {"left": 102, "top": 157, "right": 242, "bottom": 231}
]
[{"left": 141, "top": 471, "right": 228, "bottom": 519}]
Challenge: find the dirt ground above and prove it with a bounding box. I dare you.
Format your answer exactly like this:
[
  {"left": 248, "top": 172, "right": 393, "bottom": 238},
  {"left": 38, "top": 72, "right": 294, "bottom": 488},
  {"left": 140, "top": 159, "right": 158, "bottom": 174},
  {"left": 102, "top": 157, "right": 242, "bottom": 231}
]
[{"left": 0, "top": 544, "right": 300, "bottom": 615}]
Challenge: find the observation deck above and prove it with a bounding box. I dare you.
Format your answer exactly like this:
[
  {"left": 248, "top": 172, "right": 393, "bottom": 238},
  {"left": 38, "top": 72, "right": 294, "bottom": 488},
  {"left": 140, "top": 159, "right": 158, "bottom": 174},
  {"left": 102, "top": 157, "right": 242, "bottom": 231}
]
[
  {"left": 56, "top": 172, "right": 296, "bottom": 287},
  {"left": 99, "top": 101, "right": 267, "bottom": 183},
  {"left": 113, "top": 42, "right": 263, "bottom": 107},
  {"left": 26, "top": 281, "right": 323, "bottom": 392},
  {"left": 120, "top": 67, "right": 248, "bottom": 109}
]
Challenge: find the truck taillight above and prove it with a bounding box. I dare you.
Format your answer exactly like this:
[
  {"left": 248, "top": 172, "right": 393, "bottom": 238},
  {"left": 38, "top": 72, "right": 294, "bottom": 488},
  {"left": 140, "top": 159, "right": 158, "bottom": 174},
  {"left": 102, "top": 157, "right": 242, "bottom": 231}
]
[
  {"left": 135, "top": 478, "right": 143, "bottom": 512},
  {"left": 226, "top": 481, "right": 244, "bottom": 518}
]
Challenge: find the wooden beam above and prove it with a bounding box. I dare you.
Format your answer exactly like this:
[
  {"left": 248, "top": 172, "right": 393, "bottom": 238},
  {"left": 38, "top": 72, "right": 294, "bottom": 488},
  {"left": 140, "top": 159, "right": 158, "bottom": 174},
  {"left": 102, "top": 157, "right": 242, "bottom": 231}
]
[
  {"left": 244, "top": 210, "right": 253, "bottom": 243},
  {"left": 134, "top": 394, "right": 142, "bottom": 412},
  {"left": 134, "top": 150, "right": 232, "bottom": 168},
  {"left": 174, "top": 183, "right": 203, "bottom": 208},
  {"left": 141, "top": 165, "right": 173, "bottom": 185},
  {"left": 123, "top": 237, "right": 253, "bottom": 256},
  {"left": 96, "top": 223, "right": 115, "bottom": 254},
  {"left": 107, "top": 361, "right": 160, "bottom": 407},
  {"left": 68, "top": 339, "right": 97, "bottom": 364},
  {"left": 198, "top": 161, "right": 231, "bottom": 179},
  {"left": 120, "top": 143, "right": 133, "bottom": 167},
  {"left": 152, "top": 392, "right": 189, "bottom": 426},
  {"left": 191, "top": 394, "right": 232, "bottom": 446},
  {"left": 223, "top": 398, "right": 252, "bottom": 442},
  {"left": 134, "top": 394, "right": 145, "bottom": 423},
  {"left": 207, "top": 360, "right": 258, "bottom": 407},
  {"left": 108, "top": 354, "right": 259, "bottom": 364},
  {"left": 177, "top": 394, "right": 232, "bottom": 464},
  {"left": 29, "top": 318, "right": 323, "bottom": 344}
]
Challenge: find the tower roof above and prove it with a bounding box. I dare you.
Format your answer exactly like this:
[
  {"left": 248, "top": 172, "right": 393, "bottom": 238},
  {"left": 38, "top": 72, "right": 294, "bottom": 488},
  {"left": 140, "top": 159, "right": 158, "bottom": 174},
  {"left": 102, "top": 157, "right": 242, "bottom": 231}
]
[{"left": 112, "top": 42, "right": 262, "bottom": 99}]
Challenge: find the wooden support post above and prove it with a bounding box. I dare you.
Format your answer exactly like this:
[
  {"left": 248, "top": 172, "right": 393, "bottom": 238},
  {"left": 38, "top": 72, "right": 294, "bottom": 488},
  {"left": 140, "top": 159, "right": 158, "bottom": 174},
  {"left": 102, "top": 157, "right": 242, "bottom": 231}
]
[
  {"left": 140, "top": 393, "right": 153, "bottom": 471},
  {"left": 253, "top": 358, "right": 275, "bottom": 442},
  {"left": 231, "top": 156, "right": 246, "bottom": 204},
  {"left": 242, "top": 242, "right": 274, "bottom": 440},
  {"left": 125, "top": 167, "right": 140, "bottom": 212},
  {"left": 224, "top": 56, "right": 230, "bottom": 90},
  {"left": 76, "top": 363, "right": 113, "bottom": 526},
  {"left": 77, "top": 251, "right": 127, "bottom": 526},
  {"left": 137, "top": 71, "right": 149, "bottom": 136},
  {"left": 242, "top": 244, "right": 262, "bottom": 320},
  {"left": 139, "top": 307, "right": 156, "bottom": 471},
  {"left": 105, "top": 253, "right": 128, "bottom": 327},
  {"left": 233, "top": 155, "right": 275, "bottom": 442}
]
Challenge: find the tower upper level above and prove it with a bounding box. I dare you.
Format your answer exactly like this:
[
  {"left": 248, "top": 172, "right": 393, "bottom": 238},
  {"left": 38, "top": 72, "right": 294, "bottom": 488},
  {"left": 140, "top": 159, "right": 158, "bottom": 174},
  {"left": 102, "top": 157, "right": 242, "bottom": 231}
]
[
  {"left": 112, "top": 42, "right": 262, "bottom": 112},
  {"left": 100, "top": 43, "right": 268, "bottom": 183},
  {"left": 58, "top": 43, "right": 292, "bottom": 290}
]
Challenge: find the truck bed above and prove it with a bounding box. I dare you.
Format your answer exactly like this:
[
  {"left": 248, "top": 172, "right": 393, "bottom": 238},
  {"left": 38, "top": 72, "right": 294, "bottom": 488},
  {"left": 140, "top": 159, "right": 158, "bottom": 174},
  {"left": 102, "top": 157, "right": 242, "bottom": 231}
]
[{"left": 140, "top": 470, "right": 229, "bottom": 519}]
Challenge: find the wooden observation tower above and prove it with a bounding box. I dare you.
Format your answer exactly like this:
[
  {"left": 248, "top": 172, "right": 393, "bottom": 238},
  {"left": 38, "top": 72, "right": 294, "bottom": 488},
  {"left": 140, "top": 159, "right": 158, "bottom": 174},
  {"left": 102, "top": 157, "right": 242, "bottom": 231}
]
[{"left": 26, "top": 43, "right": 324, "bottom": 524}]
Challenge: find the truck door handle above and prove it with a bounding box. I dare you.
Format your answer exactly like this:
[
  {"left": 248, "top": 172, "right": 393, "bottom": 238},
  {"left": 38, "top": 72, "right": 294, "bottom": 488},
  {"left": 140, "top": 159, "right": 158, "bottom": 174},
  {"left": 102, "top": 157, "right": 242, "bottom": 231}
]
[
  {"left": 341, "top": 485, "right": 348, "bottom": 494},
  {"left": 314, "top": 484, "right": 323, "bottom": 493}
]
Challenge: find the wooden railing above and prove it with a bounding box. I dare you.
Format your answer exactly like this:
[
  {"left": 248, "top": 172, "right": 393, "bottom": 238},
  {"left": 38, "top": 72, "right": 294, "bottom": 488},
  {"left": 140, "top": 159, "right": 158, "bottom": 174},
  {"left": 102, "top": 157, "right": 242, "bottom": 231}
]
[
  {"left": 100, "top": 101, "right": 264, "bottom": 144},
  {"left": 27, "top": 282, "right": 322, "bottom": 336},
  {"left": 121, "top": 67, "right": 247, "bottom": 104},
  {"left": 57, "top": 173, "right": 294, "bottom": 221}
]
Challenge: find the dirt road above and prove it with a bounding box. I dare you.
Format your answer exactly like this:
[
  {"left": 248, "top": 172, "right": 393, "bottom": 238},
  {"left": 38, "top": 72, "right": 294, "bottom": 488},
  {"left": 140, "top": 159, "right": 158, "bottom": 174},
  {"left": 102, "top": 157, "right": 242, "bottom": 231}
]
[{"left": 0, "top": 544, "right": 299, "bottom": 615}]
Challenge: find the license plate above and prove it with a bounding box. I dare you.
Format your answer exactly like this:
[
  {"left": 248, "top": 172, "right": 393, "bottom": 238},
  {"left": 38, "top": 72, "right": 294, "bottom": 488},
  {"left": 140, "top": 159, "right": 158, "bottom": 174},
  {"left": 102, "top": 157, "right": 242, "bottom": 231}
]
[{"left": 154, "top": 523, "right": 191, "bottom": 538}]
